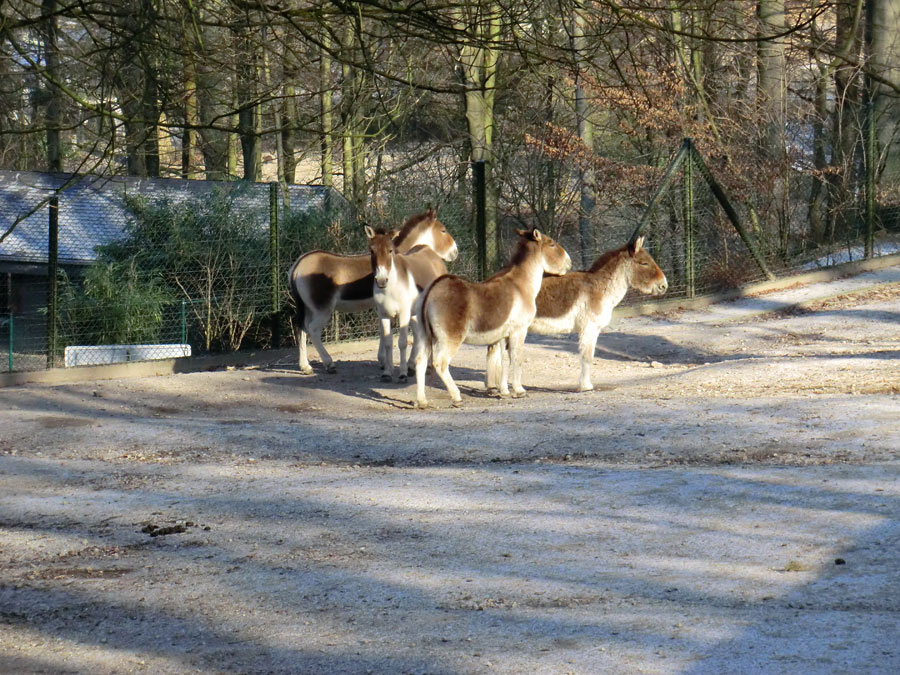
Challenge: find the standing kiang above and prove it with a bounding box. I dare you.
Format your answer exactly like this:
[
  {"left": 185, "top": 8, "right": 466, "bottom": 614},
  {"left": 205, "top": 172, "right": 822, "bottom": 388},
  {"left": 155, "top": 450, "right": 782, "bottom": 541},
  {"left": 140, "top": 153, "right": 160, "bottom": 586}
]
[
  {"left": 486, "top": 235, "right": 667, "bottom": 393},
  {"left": 414, "top": 228, "right": 571, "bottom": 408},
  {"left": 288, "top": 208, "right": 457, "bottom": 375},
  {"left": 366, "top": 226, "right": 452, "bottom": 383}
]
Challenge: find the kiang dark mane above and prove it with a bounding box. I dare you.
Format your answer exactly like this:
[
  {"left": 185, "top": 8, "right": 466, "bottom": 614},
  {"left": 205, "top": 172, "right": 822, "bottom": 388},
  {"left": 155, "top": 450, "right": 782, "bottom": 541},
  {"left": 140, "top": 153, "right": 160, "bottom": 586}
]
[
  {"left": 485, "top": 234, "right": 534, "bottom": 281},
  {"left": 587, "top": 245, "right": 627, "bottom": 273},
  {"left": 393, "top": 209, "right": 435, "bottom": 248}
]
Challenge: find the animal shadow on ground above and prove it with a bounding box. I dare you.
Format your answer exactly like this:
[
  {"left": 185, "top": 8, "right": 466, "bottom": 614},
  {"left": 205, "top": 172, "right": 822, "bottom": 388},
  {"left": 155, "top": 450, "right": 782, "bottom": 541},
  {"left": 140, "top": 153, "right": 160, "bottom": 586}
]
[
  {"left": 259, "top": 357, "right": 490, "bottom": 409},
  {"left": 530, "top": 332, "right": 715, "bottom": 366}
]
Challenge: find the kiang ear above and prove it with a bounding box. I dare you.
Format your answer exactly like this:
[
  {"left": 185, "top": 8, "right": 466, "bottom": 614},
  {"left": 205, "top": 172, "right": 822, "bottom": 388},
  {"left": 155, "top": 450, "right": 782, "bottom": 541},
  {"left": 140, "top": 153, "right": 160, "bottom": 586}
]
[
  {"left": 390, "top": 228, "right": 401, "bottom": 240},
  {"left": 532, "top": 229, "right": 543, "bottom": 242},
  {"left": 515, "top": 228, "right": 529, "bottom": 238},
  {"left": 629, "top": 235, "right": 644, "bottom": 255},
  {"left": 364, "top": 225, "right": 376, "bottom": 239}
]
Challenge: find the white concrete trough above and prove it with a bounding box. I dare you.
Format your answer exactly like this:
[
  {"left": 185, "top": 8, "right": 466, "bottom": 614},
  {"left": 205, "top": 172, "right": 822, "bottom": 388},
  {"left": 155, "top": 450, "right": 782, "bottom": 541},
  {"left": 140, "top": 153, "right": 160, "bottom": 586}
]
[{"left": 64, "top": 344, "right": 192, "bottom": 368}]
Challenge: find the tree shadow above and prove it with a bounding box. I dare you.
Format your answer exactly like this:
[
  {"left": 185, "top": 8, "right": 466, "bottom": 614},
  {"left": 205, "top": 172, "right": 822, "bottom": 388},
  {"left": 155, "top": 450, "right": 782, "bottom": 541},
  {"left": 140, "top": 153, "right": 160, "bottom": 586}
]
[{"left": 2, "top": 455, "right": 897, "bottom": 673}]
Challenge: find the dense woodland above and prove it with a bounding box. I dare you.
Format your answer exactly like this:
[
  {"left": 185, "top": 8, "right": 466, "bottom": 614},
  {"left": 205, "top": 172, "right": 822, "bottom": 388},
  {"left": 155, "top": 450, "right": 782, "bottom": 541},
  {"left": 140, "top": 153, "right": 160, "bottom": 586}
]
[{"left": 3, "top": 1, "right": 900, "bottom": 262}]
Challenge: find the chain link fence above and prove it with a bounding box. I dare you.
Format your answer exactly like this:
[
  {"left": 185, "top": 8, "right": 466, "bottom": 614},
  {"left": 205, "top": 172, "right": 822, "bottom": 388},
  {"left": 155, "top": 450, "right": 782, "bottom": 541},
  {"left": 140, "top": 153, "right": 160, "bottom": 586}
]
[
  {"left": 0, "top": 172, "right": 355, "bottom": 372},
  {"left": 3, "top": 139, "right": 900, "bottom": 374},
  {"left": 491, "top": 139, "right": 900, "bottom": 307}
]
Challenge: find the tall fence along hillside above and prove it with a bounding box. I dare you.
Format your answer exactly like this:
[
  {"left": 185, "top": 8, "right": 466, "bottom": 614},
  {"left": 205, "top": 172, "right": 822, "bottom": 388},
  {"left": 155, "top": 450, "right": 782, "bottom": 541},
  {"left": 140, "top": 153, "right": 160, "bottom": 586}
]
[{"left": 2, "top": 139, "right": 900, "bottom": 374}]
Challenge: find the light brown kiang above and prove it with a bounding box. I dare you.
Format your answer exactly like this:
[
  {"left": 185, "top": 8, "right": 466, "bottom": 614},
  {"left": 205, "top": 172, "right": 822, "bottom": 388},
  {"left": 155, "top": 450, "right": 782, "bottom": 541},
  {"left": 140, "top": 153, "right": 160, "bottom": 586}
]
[
  {"left": 288, "top": 208, "right": 458, "bottom": 374},
  {"left": 414, "top": 228, "right": 572, "bottom": 408},
  {"left": 486, "top": 235, "right": 667, "bottom": 393},
  {"left": 365, "top": 226, "right": 450, "bottom": 383}
]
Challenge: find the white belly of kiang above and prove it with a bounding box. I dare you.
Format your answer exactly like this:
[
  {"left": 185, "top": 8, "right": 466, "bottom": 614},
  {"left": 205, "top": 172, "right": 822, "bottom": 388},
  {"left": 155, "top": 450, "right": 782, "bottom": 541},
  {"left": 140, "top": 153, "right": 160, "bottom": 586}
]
[
  {"left": 530, "top": 303, "right": 581, "bottom": 335},
  {"left": 464, "top": 325, "right": 517, "bottom": 346}
]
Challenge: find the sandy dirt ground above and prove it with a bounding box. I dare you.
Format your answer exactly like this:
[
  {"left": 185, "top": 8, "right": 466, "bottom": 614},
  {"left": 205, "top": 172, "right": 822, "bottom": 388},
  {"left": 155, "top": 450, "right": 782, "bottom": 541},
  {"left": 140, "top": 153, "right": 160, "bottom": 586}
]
[{"left": 2, "top": 264, "right": 900, "bottom": 674}]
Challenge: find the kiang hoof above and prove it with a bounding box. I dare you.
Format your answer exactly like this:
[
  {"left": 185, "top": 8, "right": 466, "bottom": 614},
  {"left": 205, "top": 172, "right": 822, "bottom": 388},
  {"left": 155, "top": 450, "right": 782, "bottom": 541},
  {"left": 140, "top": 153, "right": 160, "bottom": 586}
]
[
  {"left": 415, "top": 400, "right": 430, "bottom": 410},
  {"left": 577, "top": 384, "right": 595, "bottom": 393},
  {"left": 398, "top": 374, "right": 408, "bottom": 383},
  {"left": 381, "top": 373, "right": 393, "bottom": 383},
  {"left": 325, "top": 363, "right": 337, "bottom": 374},
  {"left": 299, "top": 366, "right": 314, "bottom": 375},
  {"left": 451, "top": 399, "right": 464, "bottom": 408},
  {"left": 511, "top": 390, "right": 527, "bottom": 399}
]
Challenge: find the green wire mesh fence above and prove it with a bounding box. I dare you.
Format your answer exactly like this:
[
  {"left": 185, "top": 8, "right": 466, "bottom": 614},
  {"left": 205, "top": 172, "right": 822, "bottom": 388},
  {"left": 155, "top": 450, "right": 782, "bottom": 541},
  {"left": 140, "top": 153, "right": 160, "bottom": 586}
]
[
  {"left": 3, "top": 138, "right": 900, "bottom": 374},
  {"left": 0, "top": 173, "right": 354, "bottom": 372}
]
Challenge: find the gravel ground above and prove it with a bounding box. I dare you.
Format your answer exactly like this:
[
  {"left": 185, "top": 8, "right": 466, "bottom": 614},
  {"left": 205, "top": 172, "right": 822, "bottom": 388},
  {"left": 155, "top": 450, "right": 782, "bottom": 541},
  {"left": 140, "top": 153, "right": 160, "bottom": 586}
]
[{"left": 1, "top": 264, "right": 899, "bottom": 674}]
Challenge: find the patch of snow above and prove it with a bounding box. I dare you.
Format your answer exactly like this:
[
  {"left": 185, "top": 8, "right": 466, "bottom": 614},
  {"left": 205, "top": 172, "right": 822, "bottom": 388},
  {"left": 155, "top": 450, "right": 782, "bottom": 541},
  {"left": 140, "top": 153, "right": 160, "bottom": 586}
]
[{"left": 802, "top": 242, "right": 900, "bottom": 269}]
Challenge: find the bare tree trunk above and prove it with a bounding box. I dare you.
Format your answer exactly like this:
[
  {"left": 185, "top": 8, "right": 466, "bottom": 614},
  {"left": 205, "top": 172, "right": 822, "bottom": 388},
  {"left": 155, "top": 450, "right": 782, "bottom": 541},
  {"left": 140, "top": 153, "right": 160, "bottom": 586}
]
[
  {"left": 141, "top": 71, "right": 160, "bottom": 177},
  {"left": 112, "top": 0, "right": 160, "bottom": 177},
  {"left": 195, "top": 9, "right": 231, "bottom": 181},
  {"left": 280, "top": 46, "right": 298, "bottom": 185},
  {"left": 574, "top": 2, "right": 595, "bottom": 267},
  {"left": 340, "top": 20, "right": 366, "bottom": 212},
  {"left": 182, "top": 48, "right": 199, "bottom": 179},
  {"left": 808, "top": 58, "right": 829, "bottom": 243},
  {"left": 757, "top": 0, "right": 788, "bottom": 255},
  {"left": 41, "top": 0, "right": 62, "bottom": 172},
  {"left": 757, "top": 0, "right": 786, "bottom": 156},
  {"left": 829, "top": 0, "right": 865, "bottom": 242},
  {"left": 869, "top": 0, "right": 900, "bottom": 177},
  {"left": 540, "top": 72, "right": 557, "bottom": 232},
  {"left": 341, "top": 48, "right": 355, "bottom": 205},
  {"left": 459, "top": 4, "right": 501, "bottom": 270},
  {"left": 320, "top": 35, "right": 334, "bottom": 188},
  {"left": 236, "top": 20, "right": 262, "bottom": 182}
]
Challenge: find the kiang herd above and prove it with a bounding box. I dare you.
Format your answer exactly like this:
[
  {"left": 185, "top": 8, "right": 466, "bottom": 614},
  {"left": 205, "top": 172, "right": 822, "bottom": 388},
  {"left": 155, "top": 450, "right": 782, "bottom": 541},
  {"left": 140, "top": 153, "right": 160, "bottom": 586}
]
[{"left": 288, "top": 208, "right": 668, "bottom": 408}]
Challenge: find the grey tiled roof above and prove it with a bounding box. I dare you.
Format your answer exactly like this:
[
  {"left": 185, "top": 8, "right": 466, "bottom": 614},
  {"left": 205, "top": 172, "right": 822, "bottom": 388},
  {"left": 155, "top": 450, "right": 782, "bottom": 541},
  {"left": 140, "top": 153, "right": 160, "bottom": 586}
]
[{"left": 0, "top": 171, "right": 333, "bottom": 265}]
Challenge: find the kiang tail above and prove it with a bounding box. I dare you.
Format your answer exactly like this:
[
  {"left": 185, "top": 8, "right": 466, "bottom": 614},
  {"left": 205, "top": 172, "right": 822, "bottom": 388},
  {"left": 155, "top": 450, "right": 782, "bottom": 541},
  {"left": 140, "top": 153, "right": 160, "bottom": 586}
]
[
  {"left": 415, "top": 277, "right": 443, "bottom": 360},
  {"left": 287, "top": 260, "right": 306, "bottom": 331}
]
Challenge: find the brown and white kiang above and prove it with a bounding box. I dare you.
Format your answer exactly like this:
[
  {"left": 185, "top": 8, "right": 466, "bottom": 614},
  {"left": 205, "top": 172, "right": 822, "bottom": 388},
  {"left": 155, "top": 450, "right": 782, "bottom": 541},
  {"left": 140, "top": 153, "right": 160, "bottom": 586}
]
[
  {"left": 486, "top": 235, "right": 667, "bottom": 393},
  {"left": 366, "top": 226, "right": 451, "bottom": 383},
  {"left": 288, "top": 208, "right": 457, "bottom": 374},
  {"left": 414, "top": 228, "right": 571, "bottom": 408}
]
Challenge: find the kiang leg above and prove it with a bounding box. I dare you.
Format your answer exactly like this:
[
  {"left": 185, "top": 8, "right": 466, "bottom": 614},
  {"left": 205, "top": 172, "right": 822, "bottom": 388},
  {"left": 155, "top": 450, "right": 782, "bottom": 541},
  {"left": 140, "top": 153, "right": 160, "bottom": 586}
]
[
  {"left": 578, "top": 324, "right": 601, "bottom": 392},
  {"left": 485, "top": 342, "right": 503, "bottom": 393},
  {"left": 432, "top": 336, "right": 463, "bottom": 405},
  {"left": 414, "top": 319, "right": 430, "bottom": 408},
  {"left": 498, "top": 338, "right": 511, "bottom": 397},
  {"left": 378, "top": 314, "right": 394, "bottom": 381},
  {"left": 507, "top": 330, "right": 527, "bottom": 397},
  {"left": 397, "top": 308, "right": 412, "bottom": 382},
  {"left": 307, "top": 310, "right": 336, "bottom": 373},
  {"left": 296, "top": 317, "right": 313, "bottom": 375},
  {"left": 407, "top": 314, "right": 419, "bottom": 377}
]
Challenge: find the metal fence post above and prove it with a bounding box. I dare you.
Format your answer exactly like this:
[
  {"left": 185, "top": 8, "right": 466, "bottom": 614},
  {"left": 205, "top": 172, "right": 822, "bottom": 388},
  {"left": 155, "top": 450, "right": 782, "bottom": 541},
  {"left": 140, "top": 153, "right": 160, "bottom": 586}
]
[
  {"left": 630, "top": 139, "right": 690, "bottom": 242},
  {"left": 473, "top": 160, "right": 487, "bottom": 280},
  {"left": 47, "top": 195, "right": 59, "bottom": 368},
  {"left": 864, "top": 100, "right": 876, "bottom": 259},
  {"left": 7, "top": 312, "right": 12, "bottom": 372},
  {"left": 682, "top": 148, "right": 695, "bottom": 298},
  {"left": 688, "top": 143, "right": 776, "bottom": 281},
  {"left": 269, "top": 182, "right": 281, "bottom": 347},
  {"left": 181, "top": 299, "right": 187, "bottom": 345}
]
